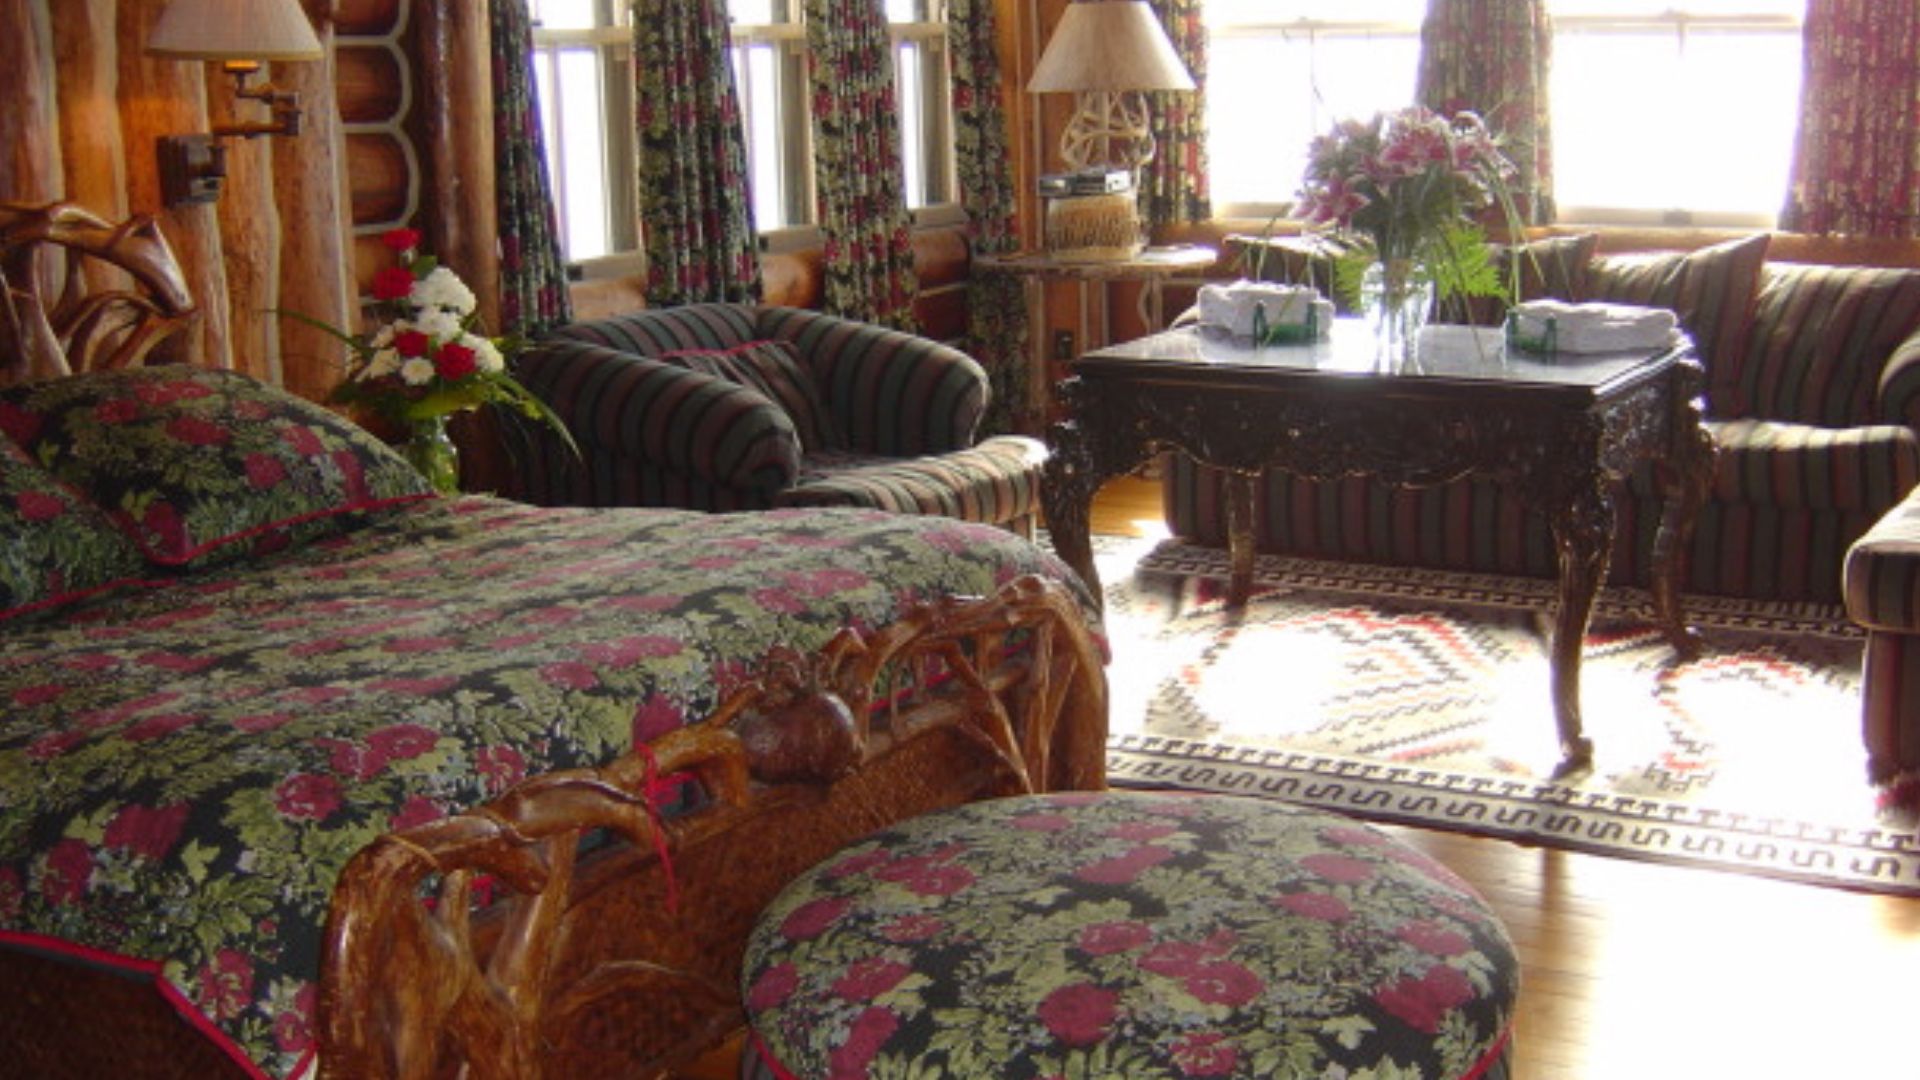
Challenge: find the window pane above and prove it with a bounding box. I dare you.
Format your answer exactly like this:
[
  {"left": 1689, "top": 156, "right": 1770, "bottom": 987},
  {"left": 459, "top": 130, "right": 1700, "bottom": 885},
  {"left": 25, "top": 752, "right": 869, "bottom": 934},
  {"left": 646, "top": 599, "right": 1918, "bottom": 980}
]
[
  {"left": 885, "top": 0, "right": 932, "bottom": 21},
  {"left": 1551, "top": 0, "right": 1801, "bottom": 15},
  {"left": 528, "top": 0, "right": 601, "bottom": 30},
  {"left": 1207, "top": 30, "right": 1418, "bottom": 207},
  {"left": 896, "top": 41, "right": 926, "bottom": 206},
  {"left": 555, "top": 47, "right": 611, "bottom": 260},
  {"left": 729, "top": 0, "right": 789, "bottom": 25},
  {"left": 1206, "top": 1, "right": 1422, "bottom": 27},
  {"left": 1551, "top": 26, "right": 1800, "bottom": 217},
  {"left": 736, "top": 43, "right": 788, "bottom": 228}
]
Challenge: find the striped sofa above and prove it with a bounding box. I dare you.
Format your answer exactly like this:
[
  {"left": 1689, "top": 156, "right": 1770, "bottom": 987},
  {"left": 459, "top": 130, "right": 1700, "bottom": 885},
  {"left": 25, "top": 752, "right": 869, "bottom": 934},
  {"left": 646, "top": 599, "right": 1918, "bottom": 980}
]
[
  {"left": 1845, "top": 489, "right": 1920, "bottom": 782},
  {"left": 1167, "top": 234, "right": 1920, "bottom": 605},
  {"left": 512, "top": 303, "right": 1046, "bottom": 533}
]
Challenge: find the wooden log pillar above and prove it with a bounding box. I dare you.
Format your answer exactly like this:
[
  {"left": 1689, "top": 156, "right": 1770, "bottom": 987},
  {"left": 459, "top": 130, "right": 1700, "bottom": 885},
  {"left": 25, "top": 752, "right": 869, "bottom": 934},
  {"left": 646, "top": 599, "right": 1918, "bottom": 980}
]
[
  {"left": 413, "top": 0, "right": 499, "bottom": 330},
  {"left": 274, "top": 0, "right": 352, "bottom": 401},
  {"left": 51, "top": 0, "right": 128, "bottom": 225},
  {"left": 0, "top": 0, "right": 61, "bottom": 206},
  {"left": 118, "top": 0, "right": 232, "bottom": 370},
  {"left": 213, "top": 75, "right": 281, "bottom": 384}
]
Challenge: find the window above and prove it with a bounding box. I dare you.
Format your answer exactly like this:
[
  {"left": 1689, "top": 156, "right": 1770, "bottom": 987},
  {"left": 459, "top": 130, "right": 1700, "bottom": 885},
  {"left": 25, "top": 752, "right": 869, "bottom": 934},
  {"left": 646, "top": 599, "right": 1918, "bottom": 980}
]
[
  {"left": 528, "top": 0, "right": 957, "bottom": 270},
  {"left": 1205, "top": 1, "right": 1804, "bottom": 227}
]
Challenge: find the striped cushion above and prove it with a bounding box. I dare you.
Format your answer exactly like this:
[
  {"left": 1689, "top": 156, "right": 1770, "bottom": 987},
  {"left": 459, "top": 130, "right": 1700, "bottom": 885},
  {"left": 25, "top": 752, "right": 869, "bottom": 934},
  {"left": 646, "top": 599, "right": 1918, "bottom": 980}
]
[
  {"left": 549, "top": 302, "right": 759, "bottom": 354},
  {"left": 1698, "top": 419, "right": 1920, "bottom": 512},
  {"left": 516, "top": 340, "right": 800, "bottom": 494},
  {"left": 657, "top": 340, "right": 838, "bottom": 452},
  {"left": 758, "top": 306, "right": 987, "bottom": 455},
  {"left": 1845, "top": 488, "right": 1920, "bottom": 634},
  {"left": 1727, "top": 263, "right": 1920, "bottom": 425},
  {"left": 1584, "top": 234, "right": 1769, "bottom": 403},
  {"left": 776, "top": 436, "right": 1046, "bottom": 525}
]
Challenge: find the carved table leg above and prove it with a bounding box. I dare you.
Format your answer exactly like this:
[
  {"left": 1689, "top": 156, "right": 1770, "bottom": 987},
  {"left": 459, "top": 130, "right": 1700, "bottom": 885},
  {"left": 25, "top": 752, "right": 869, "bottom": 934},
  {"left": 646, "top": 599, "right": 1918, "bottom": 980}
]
[
  {"left": 1225, "top": 471, "right": 1257, "bottom": 608},
  {"left": 1041, "top": 425, "right": 1105, "bottom": 612},
  {"left": 1649, "top": 375, "right": 1715, "bottom": 660},
  {"left": 1546, "top": 480, "right": 1615, "bottom": 778}
]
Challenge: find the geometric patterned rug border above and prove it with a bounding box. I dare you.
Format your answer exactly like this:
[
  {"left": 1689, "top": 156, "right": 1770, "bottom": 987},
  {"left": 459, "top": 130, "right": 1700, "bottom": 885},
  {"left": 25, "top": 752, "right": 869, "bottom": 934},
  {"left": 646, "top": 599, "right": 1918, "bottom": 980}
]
[
  {"left": 1107, "top": 734, "right": 1920, "bottom": 895},
  {"left": 1135, "top": 540, "right": 1863, "bottom": 641},
  {"left": 1092, "top": 537, "right": 1912, "bottom": 896}
]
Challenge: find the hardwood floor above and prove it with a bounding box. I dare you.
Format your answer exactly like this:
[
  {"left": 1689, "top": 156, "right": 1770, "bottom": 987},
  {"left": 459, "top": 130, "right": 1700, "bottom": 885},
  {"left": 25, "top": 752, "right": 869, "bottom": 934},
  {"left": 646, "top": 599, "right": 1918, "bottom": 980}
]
[{"left": 686, "top": 475, "right": 1920, "bottom": 1078}]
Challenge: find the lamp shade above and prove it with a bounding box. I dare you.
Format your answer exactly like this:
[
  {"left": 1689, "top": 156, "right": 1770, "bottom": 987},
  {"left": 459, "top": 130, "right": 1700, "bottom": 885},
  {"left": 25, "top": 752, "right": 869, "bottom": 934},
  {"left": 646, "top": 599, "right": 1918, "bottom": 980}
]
[
  {"left": 1027, "top": 0, "right": 1195, "bottom": 94},
  {"left": 147, "top": 0, "right": 324, "bottom": 62}
]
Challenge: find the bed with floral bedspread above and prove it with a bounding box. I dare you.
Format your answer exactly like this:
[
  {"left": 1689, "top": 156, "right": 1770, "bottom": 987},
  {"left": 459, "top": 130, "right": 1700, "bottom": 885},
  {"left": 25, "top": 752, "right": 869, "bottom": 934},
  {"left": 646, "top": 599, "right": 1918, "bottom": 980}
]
[{"left": 0, "top": 366, "right": 1095, "bottom": 1077}]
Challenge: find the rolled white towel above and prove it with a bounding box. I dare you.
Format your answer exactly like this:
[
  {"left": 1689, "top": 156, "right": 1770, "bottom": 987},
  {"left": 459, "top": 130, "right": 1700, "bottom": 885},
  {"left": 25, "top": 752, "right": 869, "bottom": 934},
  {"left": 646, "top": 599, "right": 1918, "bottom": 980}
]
[
  {"left": 1510, "top": 300, "right": 1679, "bottom": 354},
  {"left": 1197, "top": 281, "right": 1326, "bottom": 339}
]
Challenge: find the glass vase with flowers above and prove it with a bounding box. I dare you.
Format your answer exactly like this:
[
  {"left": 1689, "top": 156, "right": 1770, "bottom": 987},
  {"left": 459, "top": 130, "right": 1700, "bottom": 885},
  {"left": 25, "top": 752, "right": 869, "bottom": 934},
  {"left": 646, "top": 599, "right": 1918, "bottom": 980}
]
[
  {"left": 1293, "top": 107, "right": 1521, "bottom": 366},
  {"left": 283, "top": 228, "right": 573, "bottom": 494}
]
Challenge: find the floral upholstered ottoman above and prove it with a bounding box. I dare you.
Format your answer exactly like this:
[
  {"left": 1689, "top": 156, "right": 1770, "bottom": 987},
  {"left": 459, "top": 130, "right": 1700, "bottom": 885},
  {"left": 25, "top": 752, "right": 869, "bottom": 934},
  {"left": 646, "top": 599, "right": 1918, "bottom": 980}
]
[{"left": 741, "top": 792, "right": 1518, "bottom": 1080}]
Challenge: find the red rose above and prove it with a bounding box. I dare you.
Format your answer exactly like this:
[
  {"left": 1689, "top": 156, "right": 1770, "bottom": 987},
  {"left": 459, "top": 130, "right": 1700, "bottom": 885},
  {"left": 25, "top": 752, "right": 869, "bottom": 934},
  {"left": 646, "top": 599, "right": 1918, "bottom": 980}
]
[
  {"left": 904, "top": 864, "right": 975, "bottom": 897},
  {"left": 367, "top": 723, "right": 440, "bottom": 761},
  {"left": 244, "top": 453, "right": 287, "bottom": 490},
  {"left": 0, "top": 401, "right": 42, "bottom": 444},
  {"left": 1277, "top": 891, "right": 1351, "bottom": 922},
  {"left": 140, "top": 501, "right": 187, "bottom": 557},
  {"left": 1170, "top": 1033, "right": 1239, "bottom": 1077},
  {"left": 746, "top": 962, "right": 799, "bottom": 1011},
  {"left": 1078, "top": 921, "right": 1152, "bottom": 957},
  {"left": 435, "top": 341, "right": 478, "bottom": 380},
  {"left": 42, "top": 838, "right": 94, "bottom": 905},
  {"left": 197, "top": 948, "right": 255, "bottom": 1022},
  {"left": 388, "top": 795, "right": 445, "bottom": 832},
  {"left": 833, "top": 957, "right": 911, "bottom": 1001},
  {"left": 1397, "top": 920, "right": 1473, "bottom": 957},
  {"left": 94, "top": 398, "right": 140, "bottom": 425},
  {"left": 475, "top": 745, "right": 526, "bottom": 793},
  {"left": 104, "top": 802, "right": 191, "bottom": 861},
  {"left": 12, "top": 682, "right": 68, "bottom": 707},
  {"left": 275, "top": 772, "right": 343, "bottom": 821},
  {"left": 1300, "top": 852, "right": 1376, "bottom": 885},
  {"left": 1036, "top": 982, "right": 1117, "bottom": 1048},
  {"left": 371, "top": 266, "right": 417, "bottom": 302},
  {"left": 1074, "top": 844, "right": 1174, "bottom": 885},
  {"left": 779, "top": 897, "right": 851, "bottom": 941},
  {"left": 381, "top": 227, "right": 423, "bottom": 253},
  {"left": 827, "top": 1007, "right": 899, "bottom": 1080},
  {"left": 273, "top": 983, "right": 317, "bottom": 1054},
  {"left": 392, "top": 329, "right": 432, "bottom": 358},
  {"left": 1374, "top": 965, "right": 1476, "bottom": 1034},
  {"left": 539, "top": 661, "right": 599, "bottom": 690},
  {"left": 165, "top": 415, "right": 231, "bottom": 446},
  {"left": 123, "top": 713, "right": 196, "bottom": 741},
  {"left": 15, "top": 490, "right": 66, "bottom": 521},
  {"left": 1182, "top": 960, "right": 1263, "bottom": 1007},
  {"left": 281, "top": 424, "right": 326, "bottom": 456}
]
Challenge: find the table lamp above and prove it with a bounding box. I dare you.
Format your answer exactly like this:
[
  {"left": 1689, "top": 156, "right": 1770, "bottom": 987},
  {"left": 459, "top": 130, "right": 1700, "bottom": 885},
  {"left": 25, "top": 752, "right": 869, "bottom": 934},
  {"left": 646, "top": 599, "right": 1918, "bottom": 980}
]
[{"left": 1027, "top": 0, "right": 1194, "bottom": 260}]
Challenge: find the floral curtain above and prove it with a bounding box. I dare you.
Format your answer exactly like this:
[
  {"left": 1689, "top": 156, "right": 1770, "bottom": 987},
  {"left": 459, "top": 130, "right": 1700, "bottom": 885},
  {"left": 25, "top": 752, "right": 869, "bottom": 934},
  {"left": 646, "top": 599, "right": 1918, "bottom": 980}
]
[
  {"left": 804, "top": 0, "right": 920, "bottom": 329},
  {"left": 948, "top": 0, "right": 1029, "bottom": 434},
  {"left": 488, "top": 0, "right": 573, "bottom": 336},
  {"left": 1415, "top": 0, "right": 1555, "bottom": 225},
  {"left": 1142, "top": 0, "right": 1209, "bottom": 226},
  {"left": 634, "top": 0, "right": 763, "bottom": 304},
  {"left": 1781, "top": 0, "right": 1920, "bottom": 237}
]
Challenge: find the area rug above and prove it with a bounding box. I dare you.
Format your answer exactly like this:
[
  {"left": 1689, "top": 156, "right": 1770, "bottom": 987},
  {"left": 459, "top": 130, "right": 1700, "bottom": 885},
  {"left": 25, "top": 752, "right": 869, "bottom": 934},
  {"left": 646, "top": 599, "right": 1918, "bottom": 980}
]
[{"left": 1093, "top": 537, "right": 1920, "bottom": 895}]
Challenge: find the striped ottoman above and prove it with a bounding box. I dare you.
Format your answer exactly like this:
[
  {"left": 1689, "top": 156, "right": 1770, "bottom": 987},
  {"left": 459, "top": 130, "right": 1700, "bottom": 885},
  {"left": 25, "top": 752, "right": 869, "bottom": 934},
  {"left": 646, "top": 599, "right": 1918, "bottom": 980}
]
[{"left": 742, "top": 791, "right": 1518, "bottom": 1080}]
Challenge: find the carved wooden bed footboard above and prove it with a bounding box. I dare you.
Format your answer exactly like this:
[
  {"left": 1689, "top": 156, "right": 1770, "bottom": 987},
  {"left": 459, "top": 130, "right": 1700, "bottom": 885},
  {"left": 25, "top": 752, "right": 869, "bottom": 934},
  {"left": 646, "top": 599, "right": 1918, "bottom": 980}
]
[{"left": 318, "top": 575, "right": 1109, "bottom": 1078}]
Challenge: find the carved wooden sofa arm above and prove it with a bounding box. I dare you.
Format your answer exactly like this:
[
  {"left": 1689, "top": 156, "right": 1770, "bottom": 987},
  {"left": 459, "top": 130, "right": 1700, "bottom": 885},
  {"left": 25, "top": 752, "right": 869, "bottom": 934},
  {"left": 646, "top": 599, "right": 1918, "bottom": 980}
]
[{"left": 318, "top": 574, "right": 1108, "bottom": 1078}]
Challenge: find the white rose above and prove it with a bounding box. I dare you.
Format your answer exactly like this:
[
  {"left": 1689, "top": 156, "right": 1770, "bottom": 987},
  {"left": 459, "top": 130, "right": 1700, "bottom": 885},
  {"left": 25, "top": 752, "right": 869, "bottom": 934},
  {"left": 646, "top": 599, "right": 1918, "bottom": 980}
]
[
  {"left": 363, "top": 349, "right": 402, "bottom": 380},
  {"left": 413, "top": 267, "right": 476, "bottom": 316},
  {"left": 465, "top": 335, "right": 505, "bottom": 373},
  {"left": 399, "top": 357, "right": 437, "bottom": 386},
  {"left": 415, "top": 309, "right": 465, "bottom": 343}
]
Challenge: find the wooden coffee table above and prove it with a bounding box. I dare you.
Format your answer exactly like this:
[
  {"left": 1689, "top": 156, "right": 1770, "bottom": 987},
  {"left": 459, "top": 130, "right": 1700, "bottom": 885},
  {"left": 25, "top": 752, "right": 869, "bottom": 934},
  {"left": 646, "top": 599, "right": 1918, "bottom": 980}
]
[{"left": 1041, "top": 320, "right": 1715, "bottom": 775}]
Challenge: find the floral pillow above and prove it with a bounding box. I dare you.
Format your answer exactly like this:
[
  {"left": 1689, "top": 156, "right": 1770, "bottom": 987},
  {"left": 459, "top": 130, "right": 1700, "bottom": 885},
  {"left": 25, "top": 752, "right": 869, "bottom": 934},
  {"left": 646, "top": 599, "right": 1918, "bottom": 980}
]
[
  {"left": 0, "top": 365, "right": 434, "bottom": 568},
  {"left": 0, "top": 436, "right": 148, "bottom": 619},
  {"left": 657, "top": 340, "right": 840, "bottom": 452}
]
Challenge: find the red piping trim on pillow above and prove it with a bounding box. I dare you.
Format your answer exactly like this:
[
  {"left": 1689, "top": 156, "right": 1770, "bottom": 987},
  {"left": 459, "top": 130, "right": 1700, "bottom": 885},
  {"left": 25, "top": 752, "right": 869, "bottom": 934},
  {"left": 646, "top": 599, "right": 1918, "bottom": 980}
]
[
  {"left": 747, "top": 1028, "right": 804, "bottom": 1080},
  {"left": 0, "top": 929, "right": 312, "bottom": 1080},
  {"left": 0, "top": 574, "right": 169, "bottom": 623},
  {"left": 135, "top": 491, "right": 438, "bottom": 567}
]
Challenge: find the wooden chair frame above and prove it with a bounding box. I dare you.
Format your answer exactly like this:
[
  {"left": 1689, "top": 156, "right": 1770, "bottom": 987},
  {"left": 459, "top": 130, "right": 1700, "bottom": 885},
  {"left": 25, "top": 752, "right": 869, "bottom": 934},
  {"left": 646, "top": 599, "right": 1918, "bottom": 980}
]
[{"left": 319, "top": 575, "right": 1109, "bottom": 1078}]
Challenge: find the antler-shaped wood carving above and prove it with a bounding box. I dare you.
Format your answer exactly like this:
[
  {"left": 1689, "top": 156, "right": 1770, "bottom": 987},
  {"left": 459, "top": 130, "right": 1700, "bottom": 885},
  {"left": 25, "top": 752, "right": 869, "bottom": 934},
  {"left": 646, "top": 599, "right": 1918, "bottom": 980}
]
[
  {"left": 320, "top": 574, "right": 1107, "bottom": 1078},
  {"left": 0, "top": 201, "right": 198, "bottom": 385}
]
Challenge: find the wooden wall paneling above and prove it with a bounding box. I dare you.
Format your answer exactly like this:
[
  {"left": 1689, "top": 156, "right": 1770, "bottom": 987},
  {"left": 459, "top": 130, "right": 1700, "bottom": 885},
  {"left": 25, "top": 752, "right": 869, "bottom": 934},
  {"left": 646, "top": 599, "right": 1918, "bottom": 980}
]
[
  {"left": 273, "top": 0, "right": 353, "bottom": 402},
  {"left": 211, "top": 83, "right": 279, "bottom": 384},
  {"left": 117, "top": 0, "right": 231, "bottom": 371},
  {"left": 335, "top": 0, "right": 402, "bottom": 35},
  {"left": 344, "top": 133, "right": 413, "bottom": 223},
  {"left": 50, "top": 0, "right": 127, "bottom": 228},
  {"left": 334, "top": 45, "right": 404, "bottom": 124},
  {"left": 408, "top": 0, "right": 499, "bottom": 332},
  {"left": 0, "top": 0, "right": 61, "bottom": 206}
]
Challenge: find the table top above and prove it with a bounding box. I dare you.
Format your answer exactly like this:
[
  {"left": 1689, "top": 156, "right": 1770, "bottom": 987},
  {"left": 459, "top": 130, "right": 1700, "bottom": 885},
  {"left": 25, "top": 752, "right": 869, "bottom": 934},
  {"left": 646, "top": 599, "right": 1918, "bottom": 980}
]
[
  {"left": 1076, "top": 319, "right": 1691, "bottom": 402},
  {"left": 974, "top": 244, "right": 1219, "bottom": 279}
]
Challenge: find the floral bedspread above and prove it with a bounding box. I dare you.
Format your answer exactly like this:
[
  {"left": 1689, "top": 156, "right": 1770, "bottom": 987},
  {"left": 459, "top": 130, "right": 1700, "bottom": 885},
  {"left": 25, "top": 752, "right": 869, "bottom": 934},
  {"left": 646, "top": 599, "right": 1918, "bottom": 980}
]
[{"left": 0, "top": 497, "right": 1094, "bottom": 1077}]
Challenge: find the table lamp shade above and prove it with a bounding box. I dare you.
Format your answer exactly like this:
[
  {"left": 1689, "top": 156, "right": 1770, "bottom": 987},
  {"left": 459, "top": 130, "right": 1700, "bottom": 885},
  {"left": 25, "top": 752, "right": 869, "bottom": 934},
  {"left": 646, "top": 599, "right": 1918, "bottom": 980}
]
[
  {"left": 1027, "top": 0, "right": 1195, "bottom": 94},
  {"left": 147, "top": 0, "right": 324, "bottom": 62}
]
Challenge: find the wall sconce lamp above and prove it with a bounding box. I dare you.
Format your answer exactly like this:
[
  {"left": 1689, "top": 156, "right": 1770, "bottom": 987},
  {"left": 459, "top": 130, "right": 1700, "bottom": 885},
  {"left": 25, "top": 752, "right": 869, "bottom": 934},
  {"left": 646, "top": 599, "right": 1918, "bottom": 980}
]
[
  {"left": 146, "top": 0, "right": 325, "bottom": 208},
  {"left": 1026, "top": 0, "right": 1195, "bottom": 259}
]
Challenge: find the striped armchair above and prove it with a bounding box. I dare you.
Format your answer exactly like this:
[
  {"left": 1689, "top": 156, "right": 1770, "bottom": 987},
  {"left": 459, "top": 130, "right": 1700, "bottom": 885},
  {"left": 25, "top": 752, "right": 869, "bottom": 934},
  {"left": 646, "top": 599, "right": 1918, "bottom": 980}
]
[
  {"left": 512, "top": 303, "right": 1046, "bottom": 533},
  {"left": 1165, "top": 236, "right": 1920, "bottom": 605},
  {"left": 1846, "top": 490, "right": 1920, "bottom": 782}
]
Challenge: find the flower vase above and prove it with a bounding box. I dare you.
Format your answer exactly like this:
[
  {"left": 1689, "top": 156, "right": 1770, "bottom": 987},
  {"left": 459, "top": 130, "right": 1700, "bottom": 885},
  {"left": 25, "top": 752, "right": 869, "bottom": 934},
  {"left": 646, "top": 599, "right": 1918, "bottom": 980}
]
[
  {"left": 1361, "top": 258, "right": 1434, "bottom": 370},
  {"left": 403, "top": 415, "right": 460, "bottom": 495}
]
